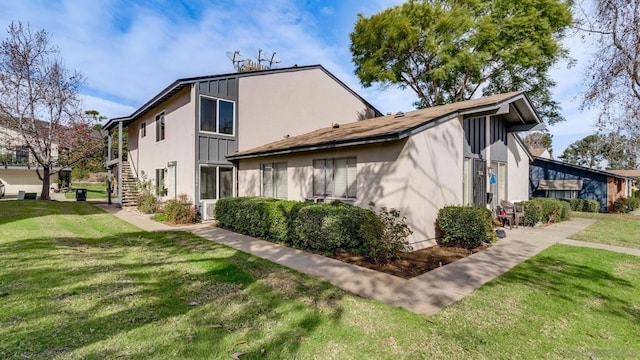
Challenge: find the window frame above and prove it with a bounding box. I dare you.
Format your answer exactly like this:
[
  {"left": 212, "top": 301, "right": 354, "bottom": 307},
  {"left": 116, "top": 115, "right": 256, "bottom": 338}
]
[
  {"left": 199, "top": 95, "right": 236, "bottom": 136},
  {"left": 155, "top": 112, "right": 165, "bottom": 142},
  {"left": 140, "top": 121, "right": 146, "bottom": 138},
  {"left": 312, "top": 157, "right": 357, "bottom": 199},
  {"left": 155, "top": 168, "right": 167, "bottom": 197},
  {"left": 199, "top": 164, "right": 236, "bottom": 200},
  {"left": 261, "top": 162, "right": 288, "bottom": 199},
  {"left": 490, "top": 161, "right": 507, "bottom": 208}
]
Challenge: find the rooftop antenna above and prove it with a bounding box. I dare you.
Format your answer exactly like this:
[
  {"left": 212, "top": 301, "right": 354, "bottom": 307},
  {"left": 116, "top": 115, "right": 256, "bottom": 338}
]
[
  {"left": 267, "top": 51, "right": 281, "bottom": 68},
  {"left": 226, "top": 50, "right": 246, "bottom": 71}
]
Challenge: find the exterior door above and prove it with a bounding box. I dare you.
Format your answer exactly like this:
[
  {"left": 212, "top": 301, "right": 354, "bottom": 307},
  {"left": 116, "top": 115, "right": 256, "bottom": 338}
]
[
  {"left": 473, "top": 158, "right": 487, "bottom": 207},
  {"left": 167, "top": 161, "right": 176, "bottom": 198}
]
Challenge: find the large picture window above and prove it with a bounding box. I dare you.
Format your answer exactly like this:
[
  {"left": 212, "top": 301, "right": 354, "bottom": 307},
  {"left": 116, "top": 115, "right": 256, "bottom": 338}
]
[
  {"left": 155, "top": 112, "right": 165, "bottom": 141},
  {"left": 262, "top": 162, "right": 287, "bottom": 199},
  {"left": 313, "top": 157, "right": 356, "bottom": 198},
  {"left": 200, "top": 165, "right": 234, "bottom": 200},
  {"left": 200, "top": 96, "right": 235, "bottom": 135}
]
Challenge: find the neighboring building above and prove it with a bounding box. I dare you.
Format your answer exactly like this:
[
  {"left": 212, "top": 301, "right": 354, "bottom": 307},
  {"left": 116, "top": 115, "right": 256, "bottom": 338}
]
[
  {"left": 529, "top": 157, "right": 633, "bottom": 212},
  {"left": 229, "top": 92, "right": 540, "bottom": 249},
  {"left": 102, "top": 65, "right": 381, "bottom": 208},
  {"left": 0, "top": 119, "right": 68, "bottom": 196},
  {"left": 607, "top": 169, "right": 640, "bottom": 194},
  {"left": 529, "top": 147, "right": 552, "bottom": 159}
]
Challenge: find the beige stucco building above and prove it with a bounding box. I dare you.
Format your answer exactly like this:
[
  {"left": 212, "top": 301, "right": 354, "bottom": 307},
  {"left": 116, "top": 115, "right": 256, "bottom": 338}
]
[{"left": 104, "top": 66, "right": 540, "bottom": 249}]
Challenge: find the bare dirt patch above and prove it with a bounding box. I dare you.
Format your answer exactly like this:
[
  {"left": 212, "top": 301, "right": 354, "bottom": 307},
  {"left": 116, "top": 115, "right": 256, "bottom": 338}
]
[{"left": 331, "top": 244, "right": 492, "bottom": 279}]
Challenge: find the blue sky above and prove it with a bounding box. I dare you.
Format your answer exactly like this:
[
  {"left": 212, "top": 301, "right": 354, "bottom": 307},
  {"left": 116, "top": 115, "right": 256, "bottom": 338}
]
[{"left": 0, "top": 0, "right": 597, "bottom": 155}]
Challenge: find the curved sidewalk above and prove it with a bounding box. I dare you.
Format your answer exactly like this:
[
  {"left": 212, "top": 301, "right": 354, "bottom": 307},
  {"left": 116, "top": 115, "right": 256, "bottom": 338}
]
[{"left": 96, "top": 203, "right": 602, "bottom": 315}]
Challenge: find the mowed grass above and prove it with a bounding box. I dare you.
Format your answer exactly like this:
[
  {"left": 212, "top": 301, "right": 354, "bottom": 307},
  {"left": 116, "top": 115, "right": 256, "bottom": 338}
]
[
  {"left": 571, "top": 212, "right": 640, "bottom": 249},
  {"left": 1, "top": 201, "right": 639, "bottom": 359},
  {"left": 64, "top": 182, "right": 108, "bottom": 199}
]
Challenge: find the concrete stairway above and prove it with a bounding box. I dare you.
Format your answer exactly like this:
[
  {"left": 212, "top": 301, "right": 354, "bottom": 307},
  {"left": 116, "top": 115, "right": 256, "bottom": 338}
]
[{"left": 120, "top": 162, "right": 138, "bottom": 207}]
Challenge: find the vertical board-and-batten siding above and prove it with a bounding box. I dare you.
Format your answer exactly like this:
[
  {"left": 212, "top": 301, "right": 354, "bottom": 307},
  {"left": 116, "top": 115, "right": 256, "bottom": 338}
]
[
  {"left": 196, "top": 77, "right": 239, "bottom": 165},
  {"left": 463, "top": 116, "right": 486, "bottom": 157},
  {"left": 529, "top": 159, "right": 609, "bottom": 212},
  {"left": 489, "top": 116, "right": 508, "bottom": 162}
]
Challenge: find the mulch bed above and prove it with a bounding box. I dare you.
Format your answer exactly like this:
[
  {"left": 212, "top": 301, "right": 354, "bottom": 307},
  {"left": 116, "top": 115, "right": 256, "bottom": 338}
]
[{"left": 331, "top": 244, "right": 492, "bottom": 279}]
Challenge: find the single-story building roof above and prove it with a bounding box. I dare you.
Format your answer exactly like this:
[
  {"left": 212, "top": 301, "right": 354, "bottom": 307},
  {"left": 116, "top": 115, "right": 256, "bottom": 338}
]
[
  {"left": 228, "top": 91, "right": 542, "bottom": 160},
  {"left": 533, "top": 157, "right": 634, "bottom": 180},
  {"left": 606, "top": 169, "right": 640, "bottom": 178}
]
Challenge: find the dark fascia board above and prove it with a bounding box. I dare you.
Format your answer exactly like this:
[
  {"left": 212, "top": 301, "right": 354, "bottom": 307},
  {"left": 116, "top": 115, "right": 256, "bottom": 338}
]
[
  {"left": 533, "top": 156, "right": 634, "bottom": 180},
  {"left": 102, "top": 65, "right": 383, "bottom": 131},
  {"left": 228, "top": 92, "right": 536, "bottom": 161}
]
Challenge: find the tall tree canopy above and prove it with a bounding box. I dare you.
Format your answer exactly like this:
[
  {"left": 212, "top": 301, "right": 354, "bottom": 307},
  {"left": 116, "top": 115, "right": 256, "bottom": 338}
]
[
  {"left": 0, "top": 21, "right": 95, "bottom": 200},
  {"left": 580, "top": 0, "right": 640, "bottom": 135},
  {"left": 559, "top": 133, "right": 638, "bottom": 170},
  {"left": 350, "top": 0, "right": 573, "bottom": 124}
]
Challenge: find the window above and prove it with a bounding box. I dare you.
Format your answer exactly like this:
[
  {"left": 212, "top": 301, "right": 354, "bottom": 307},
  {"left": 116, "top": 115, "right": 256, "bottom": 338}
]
[
  {"left": 262, "top": 162, "right": 287, "bottom": 199},
  {"left": 313, "top": 157, "right": 356, "bottom": 198},
  {"left": 200, "top": 165, "right": 234, "bottom": 200},
  {"left": 155, "top": 168, "right": 166, "bottom": 196},
  {"left": 547, "top": 190, "right": 577, "bottom": 199},
  {"left": 140, "top": 122, "right": 146, "bottom": 137},
  {"left": 490, "top": 161, "right": 507, "bottom": 208},
  {"left": 155, "top": 112, "right": 165, "bottom": 141},
  {"left": 200, "top": 96, "right": 235, "bottom": 135},
  {"left": 15, "top": 146, "right": 29, "bottom": 165}
]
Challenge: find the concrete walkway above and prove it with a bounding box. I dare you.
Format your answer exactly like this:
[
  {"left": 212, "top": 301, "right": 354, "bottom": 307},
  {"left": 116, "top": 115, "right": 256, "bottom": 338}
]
[{"left": 91, "top": 204, "right": 614, "bottom": 315}]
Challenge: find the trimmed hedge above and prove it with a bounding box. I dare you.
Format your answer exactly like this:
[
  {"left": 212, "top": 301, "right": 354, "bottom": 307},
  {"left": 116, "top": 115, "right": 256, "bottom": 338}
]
[
  {"left": 613, "top": 196, "right": 640, "bottom": 213},
  {"left": 628, "top": 196, "right": 640, "bottom": 211},
  {"left": 436, "top": 206, "right": 495, "bottom": 248},
  {"left": 214, "top": 197, "right": 410, "bottom": 262},
  {"left": 516, "top": 198, "right": 571, "bottom": 225},
  {"left": 564, "top": 198, "right": 600, "bottom": 213}
]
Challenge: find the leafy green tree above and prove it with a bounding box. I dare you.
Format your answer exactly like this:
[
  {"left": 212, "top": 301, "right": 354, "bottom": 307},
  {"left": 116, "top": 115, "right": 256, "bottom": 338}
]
[
  {"left": 560, "top": 133, "right": 638, "bottom": 170},
  {"left": 350, "top": 0, "right": 573, "bottom": 123}
]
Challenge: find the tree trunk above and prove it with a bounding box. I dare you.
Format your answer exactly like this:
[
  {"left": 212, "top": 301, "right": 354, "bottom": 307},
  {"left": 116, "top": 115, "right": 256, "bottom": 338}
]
[{"left": 40, "top": 167, "right": 51, "bottom": 200}]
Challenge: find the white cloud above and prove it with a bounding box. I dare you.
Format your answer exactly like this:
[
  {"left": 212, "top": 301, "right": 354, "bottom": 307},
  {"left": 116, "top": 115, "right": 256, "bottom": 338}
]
[{"left": 80, "top": 94, "right": 137, "bottom": 121}]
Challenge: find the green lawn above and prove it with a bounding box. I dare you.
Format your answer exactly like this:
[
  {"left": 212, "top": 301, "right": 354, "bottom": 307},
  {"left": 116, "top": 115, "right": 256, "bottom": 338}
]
[
  {"left": 1, "top": 201, "right": 639, "bottom": 359},
  {"left": 64, "top": 182, "right": 109, "bottom": 200},
  {"left": 571, "top": 212, "right": 640, "bottom": 249}
]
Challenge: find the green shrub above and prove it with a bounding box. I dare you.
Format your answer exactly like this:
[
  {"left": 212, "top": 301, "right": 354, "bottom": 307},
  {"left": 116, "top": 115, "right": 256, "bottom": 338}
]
[
  {"left": 531, "top": 198, "right": 566, "bottom": 223},
  {"left": 583, "top": 199, "right": 600, "bottom": 213},
  {"left": 627, "top": 196, "right": 640, "bottom": 211},
  {"left": 613, "top": 197, "right": 628, "bottom": 213},
  {"left": 363, "top": 204, "right": 413, "bottom": 263},
  {"left": 160, "top": 194, "right": 197, "bottom": 224},
  {"left": 136, "top": 175, "right": 158, "bottom": 214},
  {"left": 293, "top": 202, "right": 382, "bottom": 253},
  {"left": 559, "top": 200, "right": 571, "bottom": 221},
  {"left": 516, "top": 200, "right": 543, "bottom": 226},
  {"left": 634, "top": 189, "right": 640, "bottom": 198},
  {"left": 566, "top": 198, "right": 583, "bottom": 211},
  {"left": 436, "top": 206, "right": 495, "bottom": 248}
]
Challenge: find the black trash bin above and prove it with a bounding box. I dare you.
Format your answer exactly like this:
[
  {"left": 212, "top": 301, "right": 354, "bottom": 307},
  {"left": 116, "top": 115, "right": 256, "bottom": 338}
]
[{"left": 75, "top": 188, "right": 87, "bottom": 202}]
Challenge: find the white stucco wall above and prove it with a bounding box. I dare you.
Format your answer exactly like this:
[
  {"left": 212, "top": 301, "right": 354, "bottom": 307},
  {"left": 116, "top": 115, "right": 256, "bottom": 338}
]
[
  {"left": 507, "top": 134, "right": 531, "bottom": 202},
  {"left": 237, "top": 68, "right": 377, "bottom": 151},
  {"left": 237, "top": 117, "right": 465, "bottom": 250},
  {"left": 0, "top": 169, "right": 44, "bottom": 195},
  {"left": 127, "top": 86, "right": 196, "bottom": 202}
]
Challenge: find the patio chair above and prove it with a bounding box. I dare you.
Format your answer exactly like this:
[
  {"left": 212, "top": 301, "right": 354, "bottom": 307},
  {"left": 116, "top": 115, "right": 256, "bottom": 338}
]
[
  {"left": 514, "top": 204, "right": 525, "bottom": 228},
  {"left": 499, "top": 200, "right": 516, "bottom": 229}
]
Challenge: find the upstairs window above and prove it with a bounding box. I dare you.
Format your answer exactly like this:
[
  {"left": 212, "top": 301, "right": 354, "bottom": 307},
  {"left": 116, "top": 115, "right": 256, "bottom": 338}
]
[
  {"left": 156, "top": 112, "right": 165, "bottom": 141},
  {"left": 313, "top": 157, "right": 356, "bottom": 198},
  {"left": 200, "top": 96, "right": 235, "bottom": 135},
  {"left": 141, "top": 121, "right": 146, "bottom": 137}
]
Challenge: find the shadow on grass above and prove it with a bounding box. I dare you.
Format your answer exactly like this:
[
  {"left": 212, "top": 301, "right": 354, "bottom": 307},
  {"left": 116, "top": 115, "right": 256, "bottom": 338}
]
[
  {"left": 0, "top": 200, "right": 106, "bottom": 226},
  {"left": 0, "top": 229, "right": 345, "bottom": 359}
]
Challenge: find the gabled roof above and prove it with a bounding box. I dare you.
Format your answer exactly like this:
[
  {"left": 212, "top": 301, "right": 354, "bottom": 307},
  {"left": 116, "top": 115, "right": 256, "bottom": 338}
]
[
  {"left": 529, "top": 148, "right": 549, "bottom": 157},
  {"left": 228, "top": 91, "right": 541, "bottom": 160},
  {"left": 532, "top": 157, "right": 634, "bottom": 180},
  {"left": 102, "top": 65, "right": 382, "bottom": 131}
]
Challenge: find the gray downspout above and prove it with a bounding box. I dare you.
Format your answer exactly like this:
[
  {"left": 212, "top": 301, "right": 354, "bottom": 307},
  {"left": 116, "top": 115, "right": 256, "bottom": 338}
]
[{"left": 118, "top": 121, "right": 123, "bottom": 207}]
